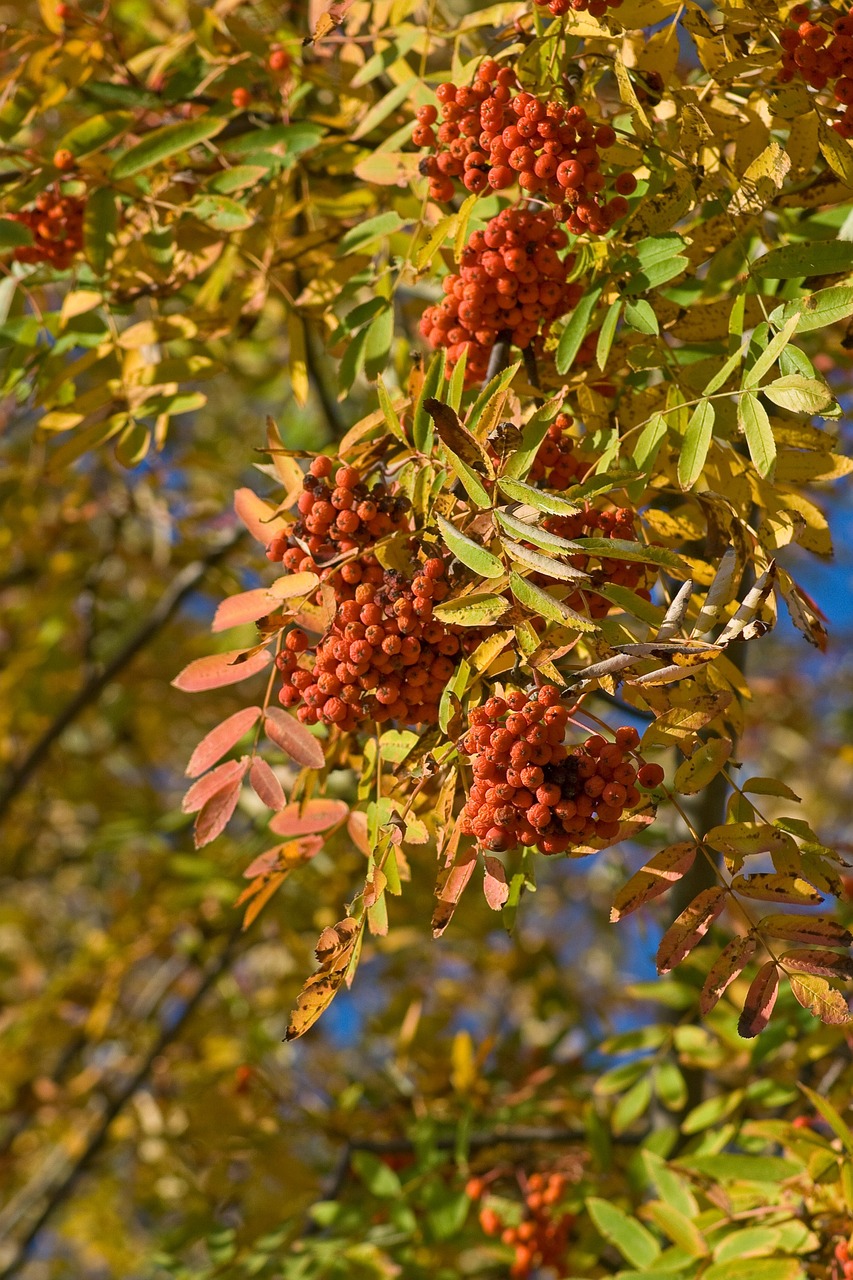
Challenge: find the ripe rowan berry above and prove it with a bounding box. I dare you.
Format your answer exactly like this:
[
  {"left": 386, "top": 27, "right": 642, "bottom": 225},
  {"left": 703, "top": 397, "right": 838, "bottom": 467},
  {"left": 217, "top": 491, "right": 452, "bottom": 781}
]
[
  {"left": 53, "top": 149, "right": 75, "bottom": 170},
  {"left": 269, "top": 48, "right": 290, "bottom": 71},
  {"left": 638, "top": 762, "right": 665, "bottom": 788},
  {"left": 231, "top": 87, "right": 251, "bottom": 109}
]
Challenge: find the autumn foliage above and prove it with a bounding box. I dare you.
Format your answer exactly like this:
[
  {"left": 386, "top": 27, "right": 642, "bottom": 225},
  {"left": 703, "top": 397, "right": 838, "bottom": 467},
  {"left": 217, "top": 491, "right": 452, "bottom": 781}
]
[{"left": 3, "top": 0, "right": 853, "bottom": 1274}]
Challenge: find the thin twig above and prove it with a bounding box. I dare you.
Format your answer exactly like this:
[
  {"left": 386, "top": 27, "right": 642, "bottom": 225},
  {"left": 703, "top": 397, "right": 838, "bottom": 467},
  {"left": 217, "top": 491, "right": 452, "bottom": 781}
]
[{"left": 0, "top": 528, "right": 247, "bottom": 827}]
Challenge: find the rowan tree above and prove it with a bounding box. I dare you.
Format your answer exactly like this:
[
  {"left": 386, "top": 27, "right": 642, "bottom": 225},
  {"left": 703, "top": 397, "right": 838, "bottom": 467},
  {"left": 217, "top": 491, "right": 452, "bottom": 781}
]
[{"left": 1, "top": 0, "right": 853, "bottom": 1276}]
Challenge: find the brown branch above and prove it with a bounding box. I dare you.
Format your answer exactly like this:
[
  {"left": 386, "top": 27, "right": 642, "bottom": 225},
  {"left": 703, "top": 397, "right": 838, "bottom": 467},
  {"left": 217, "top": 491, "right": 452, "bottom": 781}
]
[
  {"left": 0, "top": 927, "right": 243, "bottom": 1278},
  {"left": 0, "top": 527, "right": 247, "bottom": 828}
]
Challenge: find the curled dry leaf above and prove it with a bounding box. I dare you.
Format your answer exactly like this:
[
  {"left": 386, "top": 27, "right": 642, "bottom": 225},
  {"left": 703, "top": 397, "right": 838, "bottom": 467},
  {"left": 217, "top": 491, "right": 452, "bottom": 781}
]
[
  {"left": 432, "top": 841, "right": 477, "bottom": 938},
  {"left": 265, "top": 706, "right": 326, "bottom": 769},
  {"left": 286, "top": 914, "right": 363, "bottom": 1040},
  {"left": 738, "top": 961, "right": 779, "bottom": 1038},
  {"left": 186, "top": 707, "right": 261, "bottom": 778},
  {"left": 172, "top": 646, "right": 272, "bottom": 692},
  {"left": 656, "top": 886, "right": 728, "bottom": 974}
]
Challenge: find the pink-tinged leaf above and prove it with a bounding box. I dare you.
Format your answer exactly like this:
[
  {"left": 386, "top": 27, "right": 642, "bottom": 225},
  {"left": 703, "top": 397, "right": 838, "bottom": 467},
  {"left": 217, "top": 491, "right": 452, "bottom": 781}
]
[
  {"left": 432, "top": 847, "right": 477, "bottom": 937},
  {"left": 781, "top": 948, "right": 853, "bottom": 979},
  {"left": 249, "top": 758, "right": 286, "bottom": 810},
  {"left": 269, "top": 798, "right": 350, "bottom": 837},
  {"left": 656, "top": 886, "right": 728, "bottom": 974},
  {"left": 183, "top": 757, "right": 250, "bottom": 813},
  {"left": 700, "top": 935, "right": 758, "bottom": 1014},
  {"left": 731, "top": 873, "right": 823, "bottom": 905},
  {"left": 789, "top": 973, "right": 850, "bottom": 1024},
  {"left": 194, "top": 778, "right": 242, "bottom": 848},
  {"left": 611, "top": 842, "right": 697, "bottom": 922},
  {"left": 172, "top": 647, "right": 271, "bottom": 692},
  {"left": 738, "top": 961, "right": 779, "bottom": 1038},
  {"left": 212, "top": 588, "right": 278, "bottom": 633},
  {"left": 242, "top": 835, "right": 323, "bottom": 880},
  {"left": 762, "top": 915, "right": 853, "bottom": 947},
  {"left": 234, "top": 487, "right": 288, "bottom": 544},
  {"left": 348, "top": 809, "right": 370, "bottom": 855},
  {"left": 264, "top": 707, "right": 326, "bottom": 769},
  {"left": 483, "top": 855, "right": 509, "bottom": 910},
  {"left": 269, "top": 571, "right": 321, "bottom": 600},
  {"left": 186, "top": 707, "right": 262, "bottom": 778}
]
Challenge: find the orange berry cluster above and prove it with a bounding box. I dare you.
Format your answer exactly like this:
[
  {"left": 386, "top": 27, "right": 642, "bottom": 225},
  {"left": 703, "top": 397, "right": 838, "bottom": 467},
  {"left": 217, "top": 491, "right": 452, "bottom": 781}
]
[
  {"left": 528, "top": 413, "right": 590, "bottom": 487},
  {"left": 779, "top": 5, "right": 853, "bottom": 135},
  {"left": 265, "top": 456, "right": 412, "bottom": 569},
  {"left": 276, "top": 556, "right": 477, "bottom": 729},
  {"left": 419, "top": 206, "right": 583, "bottom": 385},
  {"left": 469, "top": 1172, "right": 574, "bottom": 1279},
  {"left": 542, "top": 502, "right": 652, "bottom": 620},
  {"left": 413, "top": 61, "right": 636, "bottom": 234},
  {"left": 834, "top": 1238, "right": 853, "bottom": 1280},
  {"left": 8, "top": 191, "right": 85, "bottom": 270},
  {"left": 534, "top": 0, "right": 622, "bottom": 17},
  {"left": 460, "top": 688, "right": 660, "bottom": 855}
]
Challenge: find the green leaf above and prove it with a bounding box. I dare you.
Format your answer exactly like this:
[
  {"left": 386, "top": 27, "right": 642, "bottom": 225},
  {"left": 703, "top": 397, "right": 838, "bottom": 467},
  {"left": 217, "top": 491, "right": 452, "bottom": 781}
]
[
  {"left": 59, "top": 110, "right": 132, "bottom": 157},
  {"left": 679, "top": 1154, "right": 801, "bottom": 1182},
  {"left": 441, "top": 448, "right": 491, "bottom": 508},
  {"left": 624, "top": 299, "right": 659, "bottom": 336},
  {"left": 432, "top": 593, "right": 510, "bottom": 626},
  {"left": 0, "top": 218, "right": 33, "bottom": 248},
  {"left": 497, "top": 477, "right": 582, "bottom": 515},
  {"left": 738, "top": 392, "right": 776, "bottom": 478},
  {"left": 375, "top": 376, "right": 406, "bottom": 443},
  {"left": 203, "top": 164, "right": 269, "bottom": 194},
  {"left": 769, "top": 285, "right": 853, "bottom": 334},
  {"left": 742, "top": 311, "right": 801, "bottom": 388},
  {"left": 111, "top": 116, "right": 228, "bottom": 178},
  {"left": 509, "top": 571, "right": 597, "bottom": 631},
  {"left": 753, "top": 238, "right": 853, "bottom": 278},
  {"left": 762, "top": 374, "right": 836, "bottom": 415},
  {"left": 436, "top": 515, "right": 504, "bottom": 579},
  {"left": 364, "top": 304, "right": 394, "bottom": 380},
  {"left": 572, "top": 537, "right": 685, "bottom": 571},
  {"left": 466, "top": 361, "right": 521, "bottom": 435},
  {"left": 677, "top": 400, "right": 715, "bottom": 490},
  {"left": 495, "top": 508, "right": 582, "bottom": 554},
  {"left": 798, "top": 1083, "right": 853, "bottom": 1155},
  {"left": 338, "top": 211, "right": 405, "bottom": 255},
  {"left": 501, "top": 399, "right": 560, "bottom": 479},
  {"left": 413, "top": 350, "right": 446, "bottom": 452},
  {"left": 643, "top": 1202, "right": 707, "bottom": 1256},
  {"left": 187, "top": 195, "right": 254, "bottom": 232},
  {"left": 221, "top": 121, "right": 325, "bottom": 162},
  {"left": 587, "top": 1198, "right": 660, "bottom": 1269},
  {"left": 597, "top": 299, "right": 622, "bottom": 369},
  {"left": 351, "top": 1151, "right": 402, "bottom": 1198},
  {"left": 556, "top": 286, "right": 602, "bottom": 374},
  {"left": 703, "top": 1259, "right": 803, "bottom": 1280},
  {"left": 702, "top": 338, "right": 749, "bottom": 396},
  {"left": 632, "top": 412, "right": 667, "bottom": 474}
]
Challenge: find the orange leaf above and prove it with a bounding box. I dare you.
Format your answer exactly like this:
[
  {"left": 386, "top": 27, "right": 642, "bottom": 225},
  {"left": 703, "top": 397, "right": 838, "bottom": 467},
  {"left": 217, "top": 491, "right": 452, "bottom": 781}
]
[
  {"left": 738, "top": 961, "right": 779, "bottom": 1038},
  {"left": 183, "top": 757, "right": 249, "bottom": 813},
  {"left": 483, "top": 856, "right": 509, "bottom": 911},
  {"left": 269, "top": 798, "right": 349, "bottom": 837},
  {"left": 186, "top": 707, "right": 261, "bottom": 777},
  {"left": 212, "top": 588, "right": 278, "bottom": 632},
  {"left": 249, "top": 758, "right": 286, "bottom": 810},
  {"left": 611, "top": 842, "right": 697, "bottom": 922},
  {"left": 172, "top": 647, "right": 271, "bottom": 692},
  {"left": 264, "top": 707, "right": 326, "bottom": 769},
  {"left": 700, "top": 934, "right": 757, "bottom": 1014},
  {"left": 234, "top": 487, "right": 288, "bottom": 543},
  {"left": 656, "top": 886, "right": 727, "bottom": 974}
]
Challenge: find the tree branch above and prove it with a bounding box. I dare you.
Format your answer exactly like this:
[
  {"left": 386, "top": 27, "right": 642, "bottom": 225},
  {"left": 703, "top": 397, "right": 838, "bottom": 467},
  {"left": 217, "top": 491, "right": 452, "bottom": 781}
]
[
  {"left": 0, "top": 528, "right": 247, "bottom": 827},
  {"left": 0, "top": 927, "right": 243, "bottom": 1277}
]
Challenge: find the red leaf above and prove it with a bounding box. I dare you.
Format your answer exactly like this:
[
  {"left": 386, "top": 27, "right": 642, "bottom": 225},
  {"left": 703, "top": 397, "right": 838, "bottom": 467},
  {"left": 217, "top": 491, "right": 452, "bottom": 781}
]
[
  {"left": 234, "top": 487, "right": 288, "bottom": 544},
  {"left": 781, "top": 948, "right": 853, "bottom": 979},
  {"left": 700, "top": 935, "right": 758, "bottom": 1014},
  {"left": 738, "top": 961, "right": 779, "bottom": 1038},
  {"left": 194, "top": 778, "right": 243, "bottom": 847},
  {"left": 656, "top": 886, "right": 728, "bottom": 974},
  {"left": 483, "top": 856, "right": 509, "bottom": 910},
  {"left": 611, "top": 842, "right": 697, "bottom": 922},
  {"left": 183, "top": 757, "right": 249, "bottom": 813},
  {"left": 249, "top": 758, "right": 286, "bottom": 810},
  {"left": 212, "top": 588, "right": 278, "bottom": 633},
  {"left": 269, "top": 798, "right": 350, "bottom": 837},
  {"left": 173, "top": 647, "right": 271, "bottom": 692},
  {"left": 265, "top": 707, "right": 326, "bottom": 769},
  {"left": 242, "top": 835, "right": 323, "bottom": 880},
  {"left": 186, "top": 707, "right": 261, "bottom": 778}
]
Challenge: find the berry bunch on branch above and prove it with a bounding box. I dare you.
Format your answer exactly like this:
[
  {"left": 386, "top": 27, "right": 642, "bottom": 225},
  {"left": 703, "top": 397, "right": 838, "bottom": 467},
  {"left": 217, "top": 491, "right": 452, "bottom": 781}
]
[
  {"left": 6, "top": 190, "right": 86, "bottom": 270},
  {"left": 468, "top": 1170, "right": 575, "bottom": 1278}
]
